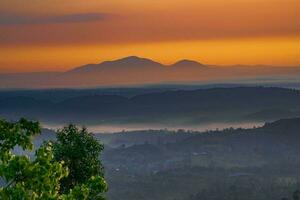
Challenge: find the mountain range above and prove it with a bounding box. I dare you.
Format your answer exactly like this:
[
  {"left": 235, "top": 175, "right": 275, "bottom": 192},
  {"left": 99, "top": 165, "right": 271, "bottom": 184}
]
[
  {"left": 1, "top": 87, "right": 300, "bottom": 124},
  {"left": 1, "top": 56, "right": 300, "bottom": 88}
]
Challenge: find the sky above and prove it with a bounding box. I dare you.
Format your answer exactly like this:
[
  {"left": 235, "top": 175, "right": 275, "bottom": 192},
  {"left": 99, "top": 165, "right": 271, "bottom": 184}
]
[{"left": 0, "top": 0, "right": 300, "bottom": 72}]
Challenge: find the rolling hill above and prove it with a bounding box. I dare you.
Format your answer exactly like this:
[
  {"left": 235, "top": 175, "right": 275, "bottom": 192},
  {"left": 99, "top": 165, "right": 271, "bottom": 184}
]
[{"left": 1, "top": 87, "right": 300, "bottom": 124}]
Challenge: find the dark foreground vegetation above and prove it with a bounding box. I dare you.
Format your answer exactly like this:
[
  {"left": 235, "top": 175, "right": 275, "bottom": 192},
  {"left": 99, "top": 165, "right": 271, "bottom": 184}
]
[{"left": 0, "top": 119, "right": 107, "bottom": 199}]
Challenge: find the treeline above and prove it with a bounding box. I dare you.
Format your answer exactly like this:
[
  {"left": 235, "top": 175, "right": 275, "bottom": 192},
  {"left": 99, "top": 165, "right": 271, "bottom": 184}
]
[{"left": 1, "top": 87, "right": 300, "bottom": 123}]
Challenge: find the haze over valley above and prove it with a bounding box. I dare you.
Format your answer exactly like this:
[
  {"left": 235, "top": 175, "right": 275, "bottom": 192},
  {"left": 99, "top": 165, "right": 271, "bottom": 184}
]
[
  {"left": 1, "top": 87, "right": 300, "bottom": 130},
  {"left": 1, "top": 0, "right": 300, "bottom": 199}
]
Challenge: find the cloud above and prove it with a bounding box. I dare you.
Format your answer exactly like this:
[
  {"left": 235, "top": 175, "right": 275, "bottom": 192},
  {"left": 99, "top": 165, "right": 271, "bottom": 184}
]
[{"left": 0, "top": 12, "right": 110, "bottom": 25}]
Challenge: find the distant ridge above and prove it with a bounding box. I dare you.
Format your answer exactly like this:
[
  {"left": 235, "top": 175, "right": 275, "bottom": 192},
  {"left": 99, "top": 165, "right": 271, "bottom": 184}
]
[
  {"left": 1, "top": 87, "right": 300, "bottom": 123},
  {"left": 68, "top": 56, "right": 208, "bottom": 74},
  {"left": 102, "top": 56, "right": 162, "bottom": 66},
  {"left": 67, "top": 56, "right": 164, "bottom": 74},
  {"left": 1, "top": 56, "right": 300, "bottom": 88},
  {"left": 263, "top": 117, "right": 300, "bottom": 134}
]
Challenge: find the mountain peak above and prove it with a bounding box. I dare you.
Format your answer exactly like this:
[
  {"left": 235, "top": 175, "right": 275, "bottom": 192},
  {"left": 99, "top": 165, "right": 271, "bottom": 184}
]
[
  {"left": 119, "top": 56, "right": 144, "bottom": 61},
  {"left": 102, "top": 56, "right": 162, "bottom": 66},
  {"left": 172, "top": 59, "right": 204, "bottom": 67},
  {"left": 174, "top": 59, "right": 203, "bottom": 66},
  {"left": 67, "top": 56, "right": 163, "bottom": 74}
]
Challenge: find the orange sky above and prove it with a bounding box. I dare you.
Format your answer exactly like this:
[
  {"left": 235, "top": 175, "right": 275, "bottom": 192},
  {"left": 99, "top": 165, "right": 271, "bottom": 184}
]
[{"left": 0, "top": 0, "right": 299, "bottom": 72}]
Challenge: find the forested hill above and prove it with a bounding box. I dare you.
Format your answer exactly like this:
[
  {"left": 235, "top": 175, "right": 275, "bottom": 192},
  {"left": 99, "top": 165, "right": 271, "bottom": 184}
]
[
  {"left": 1, "top": 87, "right": 300, "bottom": 123},
  {"left": 96, "top": 117, "right": 300, "bottom": 200}
]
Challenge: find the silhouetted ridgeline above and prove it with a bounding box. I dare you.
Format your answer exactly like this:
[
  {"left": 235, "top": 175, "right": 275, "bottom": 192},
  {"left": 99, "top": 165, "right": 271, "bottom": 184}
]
[
  {"left": 0, "top": 87, "right": 300, "bottom": 124},
  {"left": 1, "top": 56, "right": 300, "bottom": 88}
]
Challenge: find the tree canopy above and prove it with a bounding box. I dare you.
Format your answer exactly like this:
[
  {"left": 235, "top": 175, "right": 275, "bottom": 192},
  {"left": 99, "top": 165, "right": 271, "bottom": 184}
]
[
  {"left": 53, "top": 124, "right": 105, "bottom": 196},
  {"left": 0, "top": 118, "right": 107, "bottom": 200}
]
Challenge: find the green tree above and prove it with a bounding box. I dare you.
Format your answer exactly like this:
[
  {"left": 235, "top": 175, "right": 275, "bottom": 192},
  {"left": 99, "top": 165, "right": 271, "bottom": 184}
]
[
  {"left": 0, "top": 118, "right": 107, "bottom": 200},
  {"left": 53, "top": 124, "right": 105, "bottom": 198}
]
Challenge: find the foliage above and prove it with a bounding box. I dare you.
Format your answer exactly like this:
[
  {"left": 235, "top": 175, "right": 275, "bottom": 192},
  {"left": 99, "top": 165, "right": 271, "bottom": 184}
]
[
  {"left": 53, "top": 124, "right": 105, "bottom": 197},
  {"left": 0, "top": 118, "right": 40, "bottom": 161},
  {"left": 0, "top": 118, "right": 107, "bottom": 200}
]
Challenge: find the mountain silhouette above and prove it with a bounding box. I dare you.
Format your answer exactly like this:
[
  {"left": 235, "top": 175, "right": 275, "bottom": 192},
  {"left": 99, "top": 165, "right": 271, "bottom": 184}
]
[
  {"left": 171, "top": 59, "right": 205, "bottom": 68},
  {"left": 67, "top": 56, "right": 164, "bottom": 74},
  {"left": 0, "top": 56, "right": 300, "bottom": 88}
]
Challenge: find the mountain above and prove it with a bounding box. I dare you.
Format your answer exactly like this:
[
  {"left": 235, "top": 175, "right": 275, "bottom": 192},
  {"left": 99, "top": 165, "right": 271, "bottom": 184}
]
[
  {"left": 263, "top": 117, "right": 300, "bottom": 135},
  {"left": 1, "top": 87, "right": 300, "bottom": 124},
  {"left": 171, "top": 59, "right": 205, "bottom": 68},
  {"left": 67, "top": 56, "right": 164, "bottom": 74},
  {"left": 68, "top": 56, "right": 206, "bottom": 74},
  {"left": 0, "top": 56, "right": 300, "bottom": 88}
]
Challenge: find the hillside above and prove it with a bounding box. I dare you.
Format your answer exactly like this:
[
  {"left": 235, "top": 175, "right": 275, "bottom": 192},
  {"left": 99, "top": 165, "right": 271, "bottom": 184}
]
[
  {"left": 0, "top": 87, "right": 300, "bottom": 124},
  {"left": 98, "top": 117, "right": 300, "bottom": 200}
]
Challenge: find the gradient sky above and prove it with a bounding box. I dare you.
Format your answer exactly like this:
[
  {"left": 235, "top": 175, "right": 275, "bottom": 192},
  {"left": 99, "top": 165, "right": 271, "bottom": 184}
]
[{"left": 0, "top": 0, "right": 300, "bottom": 72}]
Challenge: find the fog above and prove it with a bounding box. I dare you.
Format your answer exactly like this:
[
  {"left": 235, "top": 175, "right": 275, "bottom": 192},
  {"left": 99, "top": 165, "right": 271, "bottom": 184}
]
[{"left": 42, "top": 121, "right": 263, "bottom": 133}]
